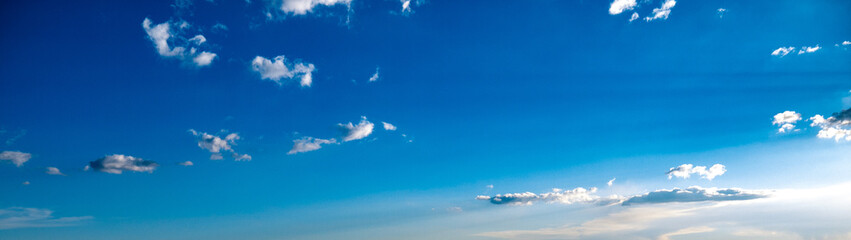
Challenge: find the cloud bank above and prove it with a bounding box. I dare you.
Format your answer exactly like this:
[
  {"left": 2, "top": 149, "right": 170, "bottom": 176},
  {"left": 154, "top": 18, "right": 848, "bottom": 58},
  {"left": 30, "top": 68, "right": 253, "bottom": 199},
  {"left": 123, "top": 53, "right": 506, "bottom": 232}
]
[{"left": 622, "top": 186, "right": 770, "bottom": 205}]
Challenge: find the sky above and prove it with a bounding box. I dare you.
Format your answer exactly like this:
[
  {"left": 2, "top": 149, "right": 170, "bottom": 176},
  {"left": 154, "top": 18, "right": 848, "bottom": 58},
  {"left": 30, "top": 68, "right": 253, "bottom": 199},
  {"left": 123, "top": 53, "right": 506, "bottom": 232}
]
[{"left": 1, "top": 0, "right": 851, "bottom": 239}]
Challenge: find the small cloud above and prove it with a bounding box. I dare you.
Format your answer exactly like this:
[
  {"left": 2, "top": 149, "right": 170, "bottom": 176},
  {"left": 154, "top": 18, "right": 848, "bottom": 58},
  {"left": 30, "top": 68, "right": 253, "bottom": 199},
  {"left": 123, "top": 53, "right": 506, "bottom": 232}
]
[
  {"left": 622, "top": 186, "right": 770, "bottom": 205},
  {"left": 189, "top": 129, "right": 250, "bottom": 161},
  {"left": 5, "top": 129, "right": 26, "bottom": 146},
  {"left": 644, "top": 0, "right": 676, "bottom": 21},
  {"left": 22, "top": 181, "right": 30, "bottom": 185},
  {"left": 368, "top": 67, "right": 380, "bottom": 82},
  {"left": 609, "top": 0, "right": 637, "bottom": 15},
  {"left": 87, "top": 154, "right": 158, "bottom": 174},
  {"left": 193, "top": 51, "right": 217, "bottom": 67},
  {"left": 716, "top": 8, "right": 726, "bottom": 18},
  {"left": 178, "top": 161, "right": 194, "bottom": 166},
  {"left": 338, "top": 116, "right": 375, "bottom": 142},
  {"left": 476, "top": 187, "right": 622, "bottom": 206},
  {"left": 771, "top": 47, "right": 795, "bottom": 57},
  {"left": 251, "top": 55, "right": 316, "bottom": 87},
  {"left": 658, "top": 226, "right": 715, "bottom": 240},
  {"left": 382, "top": 122, "right": 397, "bottom": 131},
  {"left": 279, "top": 0, "right": 351, "bottom": 16},
  {"left": 772, "top": 111, "right": 802, "bottom": 133},
  {"left": 607, "top": 178, "right": 616, "bottom": 187},
  {"left": 288, "top": 137, "right": 337, "bottom": 154},
  {"left": 628, "top": 12, "right": 639, "bottom": 22},
  {"left": 797, "top": 45, "right": 821, "bottom": 55},
  {"left": 0, "top": 207, "right": 92, "bottom": 230},
  {"left": 486, "top": 184, "right": 494, "bottom": 189},
  {"left": 0, "top": 151, "right": 31, "bottom": 167},
  {"left": 188, "top": 35, "right": 206, "bottom": 45},
  {"left": 446, "top": 206, "right": 463, "bottom": 213},
  {"left": 667, "top": 164, "right": 726, "bottom": 180},
  {"left": 45, "top": 167, "right": 64, "bottom": 176}
]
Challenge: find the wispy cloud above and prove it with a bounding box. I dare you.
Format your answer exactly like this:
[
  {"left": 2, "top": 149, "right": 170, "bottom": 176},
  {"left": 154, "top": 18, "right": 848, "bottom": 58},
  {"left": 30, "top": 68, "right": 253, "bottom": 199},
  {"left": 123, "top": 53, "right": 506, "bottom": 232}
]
[
  {"left": 45, "top": 167, "right": 64, "bottom": 176},
  {"left": 771, "top": 46, "right": 795, "bottom": 57},
  {"left": 338, "top": 116, "right": 375, "bottom": 142},
  {"left": 644, "top": 0, "right": 676, "bottom": 21},
  {"left": 288, "top": 137, "right": 337, "bottom": 154},
  {"left": 0, "top": 151, "right": 31, "bottom": 167},
  {"left": 86, "top": 154, "right": 158, "bottom": 174},
  {"left": 189, "top": 130, "right": 251, "bottom": 161},
  {"left": 0, "top": 207, "right": 92, "bottom": 230},
  {"left": 142, "top": 18, "right": 217, "bottom": 67},
  {"left": 797, "top": 45, "right": 821, "bottom": 55},
  {"left": 475, "top": 187, "right": 622, "bottom": 206},
  {"left": 369, "top": 67, "right": 380, "bottom": 82},
  {"left": 622, "top": 186, "right": 769, "bottom": 205}
]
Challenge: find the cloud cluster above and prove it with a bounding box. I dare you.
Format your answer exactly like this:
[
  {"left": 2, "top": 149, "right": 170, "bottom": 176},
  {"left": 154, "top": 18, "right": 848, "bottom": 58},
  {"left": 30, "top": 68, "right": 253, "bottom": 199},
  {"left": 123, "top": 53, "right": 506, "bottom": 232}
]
[
  {"left": 609, "top": 0, "right": 676, "bottom": 22},
  {"left": 475, "top": 187, "right": 622, "bottom": 206},
  {"left": 621, "top": 186, "right": 770, "bottom": 205},
  {"left": 87, "top": 154, "right": 159, "bottom": 174},
  {"left": 771, "top": 46, "right": 795, "bottom": 57},
  {"left": 279, "top": 0, "right": 352, "bottom": 15},
  {"left": 809, "top": 107, "right": 851, "bottom": 141},
  {"left": 189, "top": 130, "right": 252, "bottom": 161},
  {"left": 798, "top": 45, "right": 821, "bottom": 55},
  {"left": 338, "top": 116, "right": 375, "bottom": 142},
  {"left": 0, "top": 150, "right": 31, "bottom": 167},
  {"left": 142, "top": 18, "right": 217, "bottom": 67},
  {"left": 0, "top": 207, "right": 92, "bottom": 230},
  {"left": 251, "top": 55, "right": 316, "bottom": 87},
  {"left": 288, "top": 137, "right": 337, "bottom": 154},
  {"left": 667, "top": 164, "right": 726, "bottom": 180},
  {"left": 772, "top": 111, "right": 802, "bottom": 133},
  {"left": 644, "top": 0, "right": 676, "bottom": 22}
]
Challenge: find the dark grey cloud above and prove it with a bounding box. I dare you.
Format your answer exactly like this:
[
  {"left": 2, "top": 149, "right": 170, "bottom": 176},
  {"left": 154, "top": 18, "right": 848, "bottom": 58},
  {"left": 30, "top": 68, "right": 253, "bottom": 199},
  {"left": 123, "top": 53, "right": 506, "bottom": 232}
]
[{"left": 622, "top": 186, "right": 770, "bottom": 206}]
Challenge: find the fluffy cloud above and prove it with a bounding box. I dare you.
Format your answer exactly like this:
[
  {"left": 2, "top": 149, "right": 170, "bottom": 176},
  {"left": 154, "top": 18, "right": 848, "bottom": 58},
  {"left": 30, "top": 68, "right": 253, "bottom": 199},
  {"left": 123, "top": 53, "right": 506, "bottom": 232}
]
[
  {"left": 87, "top": 154, "right": 159, "bottom": 174},
  {"left": 621, "top": 186, "right": 770, "bottom": 205},
  {"left": 279, "top": 0, "right": 351, "bottom": 15},
  {"left": 381, "top": 122, "right": 397, "bottom": 131},
  {"left": 338, "top": 116, "right": 375, "bottom": 142},
  {"left": 369, "top": 67, "right": 380, "bottom": 82},
  {"left": 189, "top": 130, "right": 252, "bottom": 161},
  {"left": 628, "top": 12, "right": 639, "bottom": 22},
  {"left": 798, "top": 45, "right": 821, "bottom": 55},
  {"left": 45, "top": 167, "right": 64, "bottom": 176},
  {"left": 476, "top": 187, "right": 622, "bottom": 206},
  {"left": 608, "top": 0, "right": 637, "bottom": 15},
  {"left": 0, "top": 151, "right": 31, "bottom": 167},
  {"left": 251, "top": 55, "right": 316, "bottom": 87},
  {"left": 809, "top": 107, "right": 851, "bottom": 141},
  {"left": 0, "top": 207, "right": 92, "bottom": 230},
  {"left": 772, "top": 111, "right": 802, "bottom": 133},
  {"left": 644, "top": 0, "right": 676, "bottom": 21},
  {"left": 771, "top": 46, "right": 795, "bottom": 57},
  {"left": 288, "top": 137, "right": 337, "bottom": 155},
  {"left": 667, "top": 164, "right": 726, "bottom": 180},
  {"left": 142, "top": 18, "right": 217, "bottom": 67}
]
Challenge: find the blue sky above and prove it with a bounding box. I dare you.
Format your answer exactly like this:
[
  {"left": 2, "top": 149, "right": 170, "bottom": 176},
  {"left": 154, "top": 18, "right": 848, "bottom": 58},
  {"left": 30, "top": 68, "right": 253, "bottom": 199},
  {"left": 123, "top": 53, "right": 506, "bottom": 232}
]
[{"left": 1, "top": 0, "right": 851, "bottom": 239}]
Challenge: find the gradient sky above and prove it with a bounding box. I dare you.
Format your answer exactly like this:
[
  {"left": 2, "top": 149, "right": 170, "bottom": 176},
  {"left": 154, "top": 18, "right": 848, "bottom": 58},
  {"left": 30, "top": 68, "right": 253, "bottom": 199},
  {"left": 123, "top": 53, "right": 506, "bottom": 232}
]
[{"left": 1, "top": 0, "right": 851, "bottom": 239}]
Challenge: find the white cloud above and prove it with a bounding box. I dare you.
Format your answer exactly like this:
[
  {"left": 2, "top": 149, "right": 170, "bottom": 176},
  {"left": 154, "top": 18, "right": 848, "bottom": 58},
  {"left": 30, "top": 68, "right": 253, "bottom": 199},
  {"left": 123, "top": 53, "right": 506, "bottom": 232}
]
[
  {"left": 401, "top": 0, "right": 412, "bottom": 13},
  {"left": 476, "top": 187, "right": 622, "bottom": 206},
  {"left": 369, "top": 67, "right": 380, "bottom": 82},
  {"left": 87, "top": 154, "right": 158, "bottom": 174},
  {"left": 188, "top": 130, "right": 251, "bottom": 161},
  {"left": 798, "top": 45, "right": 821, "bottom": 55},
  {"left": 772, "top": 111, "right": 802, "bottom": 133},
  {"left": 288, "top": 137, "right": 337, "bottom": 154},
  {"left": 178, "top": 161, "right": 194, "bottom": 166},
  {"left": 0, "top": 151, "right": 31, "bottom": 167},
  {"left": 279, "top": 0, "right": 351, "bottom": 15},
  {"left": 193, "top": 51, "right": 216, "bottom": 66},
  {"left": 251, "top": 55, "right": 316, "bottom": 87},
  {"left": 658, "top": 226, "right": 715, "bottom": 240},
  {"left": 382, "top": 121, "right": 397, "bottom": 131},
  {"left": 609, "top": 0, "right": 637, "bottom": 15},
  {"left": 771, "top": 46, "right": 795, "bottom": 57},
  {"left": 142, "top": 18, "right": 217, "bottom": 67},
  {"left": 45, "top": 167, "right": 64, "bottom": 176},
  {"left": 338, "top": 116, "right": 375, "bottom": 142},
  {"left": 717, "top": 8, "right": 727, "bottom": 18},
  {"left": 644, "top": 0, "right": 676, "bottom": 21},
  {"left": 0, "top": 207, "right": 92, "bottom": 230},
  {"left": 629, "top": 12, "right": 639, "bottom": 22},
  {"left": 809, "top": 109, "right": 851, "bottom": 142},
  {"left": 666, "top": 164, "right": 726, "bottom": 180},
  {"left": 622, "top": 186, "right": 770, "bottom": 205},
  {"left": 607, "top": 178, "right": 616, "bottom": 187}
]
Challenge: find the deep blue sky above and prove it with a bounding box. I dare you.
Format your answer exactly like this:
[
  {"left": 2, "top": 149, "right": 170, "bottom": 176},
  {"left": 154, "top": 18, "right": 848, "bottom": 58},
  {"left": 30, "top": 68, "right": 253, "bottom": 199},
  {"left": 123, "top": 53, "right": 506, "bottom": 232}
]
[{"left": 1, "top": 0, "right": 850, "bottom": 239}]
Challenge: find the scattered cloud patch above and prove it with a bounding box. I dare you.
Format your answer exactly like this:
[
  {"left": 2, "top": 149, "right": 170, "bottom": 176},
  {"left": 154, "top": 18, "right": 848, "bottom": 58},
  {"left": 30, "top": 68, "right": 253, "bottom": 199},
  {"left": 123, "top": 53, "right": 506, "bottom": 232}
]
[
  {"left": 716, "top": 8, "right": 726, "bottom": 18},
  {"left": 45, "top": 167, "right": 64, "bottom": 176},
  {"left": 288, "top": 137, "right": 337, "bottom": 154},
  {"left": 644, "top": 0, "right": 676, "bottom": 21},
  {"left": 0, "top": 151, "right": 31, "bottom": 167},
  {"left": 629, "top": 12, "right": 639, "bottom": 22},
  {"left": 382, "top": 121, "right": 397, "bottom": 131},
  {"left": 476, "top": 187, "right": 621, "bottom": 206},
  {"left": 22, "top": 181, "right": 30, "bottom": 185},
  {"left": 251, "top": 55, "right": 316, "bottom": 87},
  {"left": 338, "top": 116, "right": 375, "bottom": 142},
  {"left": 658, "top": 226, "right": 715, "bottom": 240},
  {"left": 178, "top": 161, "right": 194, "bottom": 166},
  {"left": 4, "top": 129, "right": 26, "bottom": 145},
  {"left": 622, "top": 186, "right": 769, "bottom": 205},
  {"left": 0, "top": 207, "right": 92, "bottom": 230},
  {"left": 771, "top": 47, "right": 795, "bottom": 57},
  {"left": 798, "top": 45, "right": 821, "bottom": 55},
  {"left": 667, "top": 164, "right": 726, "bottom": 180},
  {"left": 279, "top": 0, "right": 352, "bottom": 16},
  {"left": 142, "top": 18, "right": 217, "bottom": 67},
  {"left": 369, "top": 67, "right": 380, "bottom": 82},
  {"left": 87, "top": 154, "right": 159, "bottom": 174},
  {"left": 609, "top": 0, "right": 637, "bottom": 15},
  {"left": 189, "top": 130, "right": 251, "bottom": 161},
  {"left": 809, "top": 107, "right": 851, "bottom": 141},
  {"left": 772, "top": 111, "right": 802, "bottom": 133},
  {"left": 608, "top": 178, "right": 616, "bottom": 187}
]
